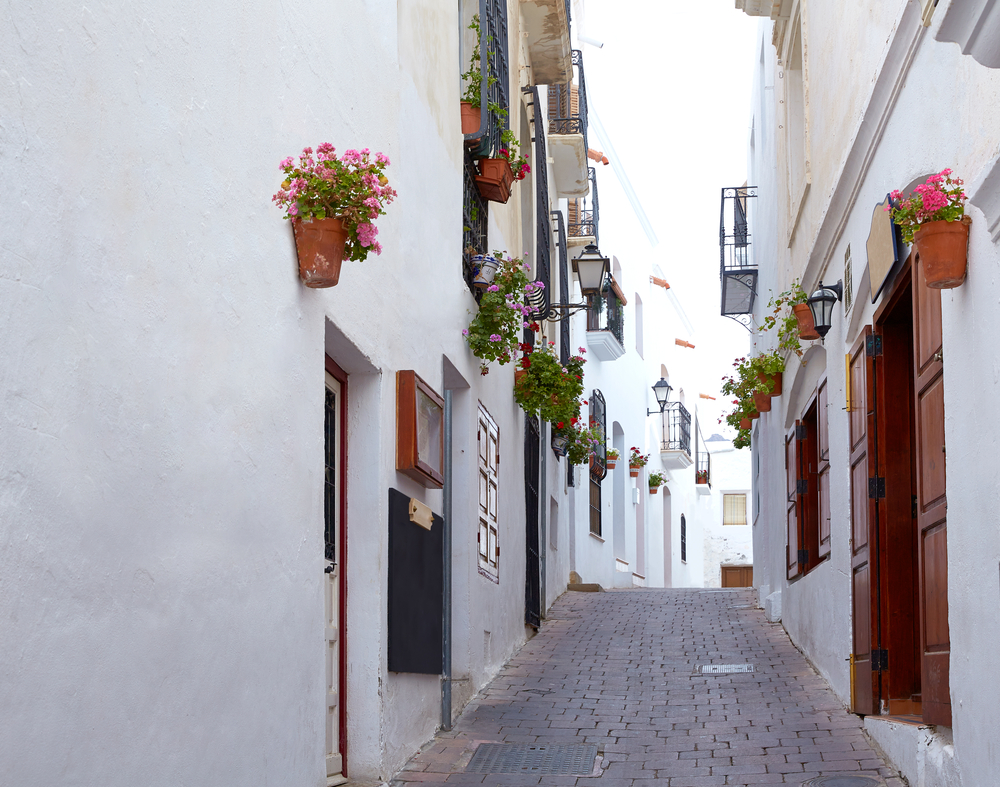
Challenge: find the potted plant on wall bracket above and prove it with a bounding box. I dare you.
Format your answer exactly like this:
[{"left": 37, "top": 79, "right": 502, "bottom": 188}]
[
  {"left": 559, "top": 422, "right": 604, "bottom": 467},
  {"left": 648, "top": 471, "right": 665, "bottom": 494},
  {"left": 605, "top": 448, "right": 620, "bottom": 470},
  {"left": 463, "top": 252, "right": 538, "bottom": 375},
  {"left": 513, "top": 342, "right": 586, "bottom": 425},
  {"left": 465, "top": 246, "right": 501, "bottom": 288},
  {"left": 762, "top": 280, "right": 816, "bottom": 349},
  {"left": 888, "top": 168, "right": 970, "bottom": 288},
  {"left": 628, "top": 447, "right": 649, "bottom": 478},
  {"left": 750, "top": 351, "right": 785, "bottom": 414},
  {"left": 272, "top": 144, "right": 396, "bottom": 287},
  {"left": 475, "top": 112, "right": 531, "bottom": 204},
  {"left": 460, "top": 15, "right": 496, "bottom": 138},
  {"left": 696, "top": 469, "right": 709, "bottom": 485}
]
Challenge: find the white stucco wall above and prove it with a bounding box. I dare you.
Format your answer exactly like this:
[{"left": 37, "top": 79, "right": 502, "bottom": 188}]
[
  {"left": 699, "top": 440, "right": 753, "bottom": 588},
  {"left": 747, "top": 3, "right": 1000, "bottom": 785}
]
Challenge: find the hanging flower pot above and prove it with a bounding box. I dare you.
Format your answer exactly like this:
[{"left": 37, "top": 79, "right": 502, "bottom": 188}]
[
  {"left": 758, "top": 371, "right": 783, "bottom": 397},
  {"left": 471, "top": 254, "right": 501, "bottom": 288},
  {"left": 913, "top": 216, "right": 971, "bottom": 289},
  {"left": 649, "top": 486, "right": 659, "bottom": 495},
  {"left": 606, "top": 459, "right": 617, "bottom": 470},
  {"left": 793, "top": 303, "right": 820, "bottom": 341},
  {"left": 461, "top": 102, "right": 480, "bottom": 135},
  {"left": 739, "top": 418, "right": 751, "bottom": 430},
  {"left": 629, "top": 465, "right": 641, "bottom": 478},
  {"left": 293, "top": 217, "right": 348, "bottom": 288},
  {"left": 475, "top": 158, "right": 514, "bottom": 204},
  {"left": 753, "top": 390, "right": 771, "bottom": 413}
]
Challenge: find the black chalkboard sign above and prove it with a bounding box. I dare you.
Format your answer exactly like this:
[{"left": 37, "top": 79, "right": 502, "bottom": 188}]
[{"left": 387, "top": 488, "right": 443, "bottom": 674}]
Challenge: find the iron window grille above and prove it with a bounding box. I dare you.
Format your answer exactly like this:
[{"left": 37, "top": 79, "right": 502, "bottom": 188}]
[
  {"left": 680, "top": 514, "right": 687, "bottom": 563},
  {"left": 588, "top": 390, "right": 607, "bottom": 536},
  {"left": 547, "top": 50, "right": 588, "bottom": 153},
  {"left": 324, "top": 387, "right": 338, "bottom": 563},
  {"left": 462, "top": 149, "right": 490, "bottom": 297},
  {"left": 586, "top": 278, "right": 624, "bottom": 346},
  {"left": 553, "top": 210, "right": 570, "bottom": 364},
  {"left": 696, "top": 442, "right": 711, "bottom": 486},
  {"left": 568, "top": 166, "right": 599, "bottom": 245},
  {"left": 661, "top": 401, "right": 692, "bottom": 455},
  {"left": 464, "top": 0, "right": 510, "bottom": 161},
  {"left": 526, "top": 86, "right": 552, "bottom": 316},
  {"left": 719, "top": 185, "right": 758, "bottom": 316}
]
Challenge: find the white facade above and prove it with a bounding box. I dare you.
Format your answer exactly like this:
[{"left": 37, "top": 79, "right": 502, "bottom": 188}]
[{"left": 741, "top": 2, "right": 1000, "bottom": 786}]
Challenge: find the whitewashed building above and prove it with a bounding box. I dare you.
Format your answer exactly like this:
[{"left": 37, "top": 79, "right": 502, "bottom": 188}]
[{"left": 738, "top": 1, "right": 1000, "bottom": 785}]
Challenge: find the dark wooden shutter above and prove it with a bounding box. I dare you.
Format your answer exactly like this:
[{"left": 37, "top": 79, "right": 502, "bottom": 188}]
[
  {"left": 817, "top": 380, "right": 831, "bottom": 560},
  {"left": 785, "top": 424, "right": 801, "bottom": 580},
  {"left": 912, "top": 252, "right": 951, "bottom": 726},
  {"left": 849, "top": 326, "right": 879, "bottom": 715}
]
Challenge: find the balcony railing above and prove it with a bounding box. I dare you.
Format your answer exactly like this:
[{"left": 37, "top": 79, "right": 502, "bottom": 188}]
[
  {"left": 553, "top": 210, "right": 571, "bottom": 365},
  {"left": 462, "top": 150, "right": 489, "bottom": 297},
  {"left": 719, "top": 185, "right": 758, "bottom": 316},
  {"left": 661, "top": 402, "right": 692, "bottom": 455},
  {"left": 520, "top": 0, "right": 573, "bottom": 85},
  {"left": 587, "top": 278, "right": 625, "bottom": 345},
  {"left": 548, "top": 50, "right": 588, "bottom": 152},
  {"left": 696, "top": 449, "right": 710, "bottom": 487},
  {"left": 568, "top": 166, "right": 599, "bottom": 245},
  {"left": 527, "top": 86, "right": 552, "bottom": 316}
]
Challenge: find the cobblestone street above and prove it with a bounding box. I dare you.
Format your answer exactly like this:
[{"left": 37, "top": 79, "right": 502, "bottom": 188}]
[{"left": 393, "top": 589, "right": 903, "bottom": 787}]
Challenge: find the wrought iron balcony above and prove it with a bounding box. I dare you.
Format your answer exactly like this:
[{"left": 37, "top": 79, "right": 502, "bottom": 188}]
[
  {"left": 585, "top": 276, "right": 625, "bottom": 361},
  {"left": 695, "top": 445, "right": 711, "bottom": 494},
  {"left": 462, "top": 150, "right": 489, "bottom": 297},
  {"left": 520, "top": 0, "right": 572, "bottom": 85},
  {"left": 547, "top": 51, "right": 590, "bottom": 196},
  {"left": 719, "top": 186, "right": 758, "bottom": 318},
  {"left": 660, "top": 402, "right": 693, "bottom": 469},
  {"left": 567, "top": 166, "right": 598, "bottom": 247}
]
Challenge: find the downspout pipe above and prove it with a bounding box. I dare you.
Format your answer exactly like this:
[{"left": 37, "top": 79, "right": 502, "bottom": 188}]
[{"left": 441, "top": 389, "right": 453, "bottom": 730}]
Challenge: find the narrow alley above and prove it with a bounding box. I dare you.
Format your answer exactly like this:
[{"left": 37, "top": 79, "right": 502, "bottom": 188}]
[{"left": 394, "top": 589, "right": 902, "bottom": 787}]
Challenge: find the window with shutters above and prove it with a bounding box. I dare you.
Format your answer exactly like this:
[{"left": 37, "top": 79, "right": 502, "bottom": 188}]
[
  {"left": 478, "top": 403, "right": 500, "bottom": 581},
  {"left": 786, "top": 380, "right": 830, "bottom": 578},
  {"left": 723, "top": 494, "right": 747, "bottom": 526}
]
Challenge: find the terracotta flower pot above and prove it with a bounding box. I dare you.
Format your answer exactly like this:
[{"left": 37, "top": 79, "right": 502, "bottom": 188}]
[
  {"left": 793, "top": 303, "right": 820, "bottom": 341},
  {"left": 514, "top": 369, "right": 527, "bottom": 386},
  {"left": 293, "top": 217, "right": 347, "bottom": 288},
  {"left": 914, "top": 216, "right": 971, "bottom": 289},
  {"left": 739, "top": 418, "right": 751, "bottom": 430},
  {"left": 606, "top": 459, "right": 617, "bottom": 470},
  {"left": 461, "top": 101, "right": 480, "bottom": 135},
  {"left": 753, "top": 390, "right": 771, "bottom": 413},
  {"left": 696, "top": 476, "right": 708, "bottom": 485},
  {"left": 649, "top": 487, "right": 659, "bottom": 495},
  {"left": 749, "top": 409, "right": 759, "bottom": 420},
  {"left": 629, "top": 465, "right": 640, "bottom": 478},
  {"left": 475, "top": 158, "right": 514, "bottom": 204},
  {"left": 758, "top": 371, "right": 783, "bottom": 397}
]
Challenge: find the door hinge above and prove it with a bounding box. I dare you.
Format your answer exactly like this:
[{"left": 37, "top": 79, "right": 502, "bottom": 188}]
[
  {"left": 866, "top": 335, "right": 883, "bottom": 357},
  {"left": 871, "top": 649, "right": 889, "bottom": 671},
  {"left": 868, "top": 477, "right": 886, "bottom": 499},
  {"left": 797, "top": 548, "right": 809, "bottom": 565},
  {"left": 796, "top": 479, "right": 808, "bottom": 495},
  {"left": 796, "top": 424, "right": 808, "bottom": 440}
]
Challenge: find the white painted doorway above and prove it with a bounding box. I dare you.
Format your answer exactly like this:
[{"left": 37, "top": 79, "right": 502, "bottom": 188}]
[{"left": 324, "top": 366, "right": 347, "bottom": 786}]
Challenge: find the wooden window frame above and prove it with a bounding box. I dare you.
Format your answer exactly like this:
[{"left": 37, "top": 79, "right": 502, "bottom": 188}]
[
  {"left": 787, "top": 378, "right": 831, "bottom": 578},
  {"left": 396, "top": 370, "right": 445, "bottom": 489},
  {"left": 477, "top": 403, "right": 500, "bottom": 581}
]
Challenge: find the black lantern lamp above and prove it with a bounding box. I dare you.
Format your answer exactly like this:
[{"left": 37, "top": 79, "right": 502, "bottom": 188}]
[
  {"left": 551, "top": 431, "right": 570, "bottom": 457},
  {"left": 807, "top": 280, "right": 844, "bottom": 341},
  {"left": 646, "top": 377, "right": 673, "bottom": 416},
  {"left": 572, "top": 244, "right": 611, "bottom": 296}
]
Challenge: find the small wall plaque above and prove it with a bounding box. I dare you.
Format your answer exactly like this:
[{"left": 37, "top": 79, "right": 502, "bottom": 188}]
[
  {"left": 867, "top": 194, "right": 901, "bottom": 303},
  {"left": 396, "top": 370, "right": 445, "bottom": 488}
]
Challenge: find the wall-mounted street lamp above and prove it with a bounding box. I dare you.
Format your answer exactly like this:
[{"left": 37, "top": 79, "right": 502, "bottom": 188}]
[
  {"left": 646, "top": 377, "right": 673, "bottom": 416},
  {"left": 806, "top": 280, "right": 844, "bottom": 341},
  {"left": 530, "top": 243, "right": 611, "bottom": 321}
]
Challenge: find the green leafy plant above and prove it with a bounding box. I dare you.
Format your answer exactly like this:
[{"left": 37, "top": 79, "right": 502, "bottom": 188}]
[
  {"left": 606, "top": 448, "right": 620, "bottom": 461},
  {"left": 888, "top": 169, "right": 967, "bottom": 244},
  {"left": 695, "top": 469, "right": 709, "bottom": 484},
  {"left": 648, "top": 471, "right": 666, "bottom": 488},
  {"left": 760, "top": 281, "right": 809, "bottom": 357},
  {"left": 561, "top": 422, "right": 604, "bottom": 466},
  {"left": 460, "top": 15, "right": 496, "bottom": 109},
  {"left": 272, "top": 144, "right": 396, "bottom": 262},
  {"left": 750, "top": 350, "right": 785, "bottom": 394},
  {"left": 629, "top": 447, "right": 649, "bottom": 468},
  {"left": 513, "top": 342, "right": 586, "bottom": 425},
  {"left": 463, "top": 253, "right": 538, "bottom": 375}
]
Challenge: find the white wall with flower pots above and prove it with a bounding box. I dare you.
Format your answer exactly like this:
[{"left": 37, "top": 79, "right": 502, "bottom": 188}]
[
  {"left": 743, "top": 3, "right": 1000, "bottom": 786},
  {"left": 0, "top": 1, "right": 575, "bottom": 785}
]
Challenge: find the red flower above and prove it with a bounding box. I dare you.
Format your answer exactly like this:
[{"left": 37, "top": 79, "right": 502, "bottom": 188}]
[
  {"left": 557, "top": 422, "right": 564, "bottom": 429},
  {"left": 521, "top": 358, "right": 531, "bottom": 369}
]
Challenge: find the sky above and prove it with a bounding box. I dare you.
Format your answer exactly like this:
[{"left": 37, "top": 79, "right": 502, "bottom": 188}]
[{"left": 577, "top": 0, "right": 760, "bottom": 437}]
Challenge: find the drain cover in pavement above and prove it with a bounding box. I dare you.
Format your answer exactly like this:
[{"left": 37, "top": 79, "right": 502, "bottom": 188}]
[
  {"left": 466, "top": 743, "right": 598, "bottom": 775},
  {"left": 801, "top": 777, "right": 883, "bottom": 787},
  {"left": 701, "top": 663, "right": 754, "bottom": 674}
]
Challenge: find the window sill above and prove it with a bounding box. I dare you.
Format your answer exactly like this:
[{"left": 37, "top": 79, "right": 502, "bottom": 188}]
[{"left": 589, "top": 532, "right": 605, "bottom": 543}]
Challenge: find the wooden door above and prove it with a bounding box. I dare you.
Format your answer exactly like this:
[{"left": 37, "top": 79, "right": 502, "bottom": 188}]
[
  {"left": 324, "top": 367, "right": 347, "bottom": 785},
  {"left": 721, "top": 565, "right": 754, "bottom": 587},
  {"left": 912, "top": 252, "right": 951, "bottom": 726},
  {"left": 849, "top": 327, "right": 880, "bottom": 715}
]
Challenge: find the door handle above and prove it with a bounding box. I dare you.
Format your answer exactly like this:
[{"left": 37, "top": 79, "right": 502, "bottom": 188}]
[
  {"left": 932, "top": 350, "right": 943, "bottom": 362},
  {"left": 325, "top": 564, "right": 337, "bottom": 574}
]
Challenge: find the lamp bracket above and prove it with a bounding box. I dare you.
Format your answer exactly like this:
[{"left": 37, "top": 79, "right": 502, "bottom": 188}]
[{"left": 544, "top": 301, "right": 591, "bottom": 321}]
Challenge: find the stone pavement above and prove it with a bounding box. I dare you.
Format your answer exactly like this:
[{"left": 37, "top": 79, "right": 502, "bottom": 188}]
[{"left": 393, "top": 588, "right": 903, "bottom": 787}]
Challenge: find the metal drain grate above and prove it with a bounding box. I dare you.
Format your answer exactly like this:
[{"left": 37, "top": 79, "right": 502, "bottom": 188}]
[
  {"left": 466, "top": 743, "right": 598, "bottom": 775},
  {"left": 801, "top": 777, "right": 883, "bottom": 787},
  {"left": 701, "top": 663, "right": 754, "bottom": 674}
]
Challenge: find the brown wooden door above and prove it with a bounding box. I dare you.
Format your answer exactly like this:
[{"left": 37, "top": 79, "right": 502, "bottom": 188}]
[
  {"left": 912, "top": 252, "right": 951, "bottom": 726},
  {"left": 849, "top": 326, "right": 880, "bottom": 715},
  {"left": 722, "top": 565, "right": 754, "bottom": 587},
  {"left": 786, "top": 424, "right": 801, "bottom": 580}
]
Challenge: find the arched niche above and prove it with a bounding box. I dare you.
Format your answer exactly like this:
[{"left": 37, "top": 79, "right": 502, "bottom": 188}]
[{"left": 783, "top": 344, "right": 827, "bottom": 431}]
